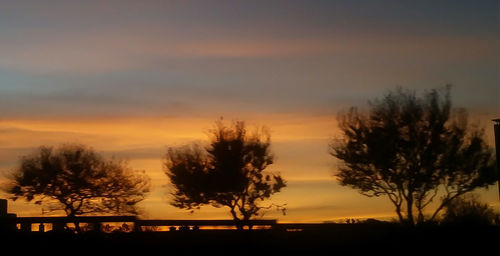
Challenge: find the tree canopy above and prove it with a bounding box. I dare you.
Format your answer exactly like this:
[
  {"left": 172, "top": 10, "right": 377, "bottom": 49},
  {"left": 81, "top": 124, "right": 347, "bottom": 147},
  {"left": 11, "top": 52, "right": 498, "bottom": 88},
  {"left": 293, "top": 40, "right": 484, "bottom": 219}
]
[
  {"left": 330, "top": 86, "right": 497, "bottom": 225},
  {"left": 5, "top": 144, "right": 150, "bottom": 217},
  {"left": 164, "top": 120, "right": 286, "bottom": 227}
]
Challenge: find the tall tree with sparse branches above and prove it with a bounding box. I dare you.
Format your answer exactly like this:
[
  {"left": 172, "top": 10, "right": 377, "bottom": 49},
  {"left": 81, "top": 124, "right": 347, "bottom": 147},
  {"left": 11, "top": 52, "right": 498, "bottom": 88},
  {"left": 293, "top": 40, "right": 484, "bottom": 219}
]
[
  {"left": 330, "top": 86, "right": 497, "bottom": 225},
  {"left": 164, "top": 120, "right": 286, "bottom": 228}
]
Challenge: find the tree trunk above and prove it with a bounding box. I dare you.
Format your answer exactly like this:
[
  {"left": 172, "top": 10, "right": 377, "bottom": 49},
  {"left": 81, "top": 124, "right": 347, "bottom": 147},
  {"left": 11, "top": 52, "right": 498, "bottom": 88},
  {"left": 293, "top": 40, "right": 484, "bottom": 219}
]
[
  {"left": 67, "top": 211, "right": 82, "bottom": 234},
  {"left": 417, "top": 208, "right": 425, "bottom": 224},
  {"left": 243, "top": 215, "right": 253, "bottom": 230},
  {"left": 406, "top": 197, "right": 415, "bottom": 226},
  {"left": 429, "top": 191, "right": 467, "bottom": 222},
  {"left": 395, "top": 205, "right": 404, "bottom": 224},
  {"left": 229, "top": 206, "right": 244, "bottom": 230},
  {"left": 73, "top": 221, "right": 82, "bottom": 233}
]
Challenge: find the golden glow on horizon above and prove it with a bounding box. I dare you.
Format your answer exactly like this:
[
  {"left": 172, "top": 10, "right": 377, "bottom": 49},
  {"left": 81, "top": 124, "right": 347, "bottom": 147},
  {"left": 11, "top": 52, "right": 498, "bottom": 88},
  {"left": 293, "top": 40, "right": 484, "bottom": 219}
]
[
  {"left": 0, "top": 114, "right": 346, "bottom": 221},
  {"left": 1, "top": 114, "right": 498, "bottom": 222}
]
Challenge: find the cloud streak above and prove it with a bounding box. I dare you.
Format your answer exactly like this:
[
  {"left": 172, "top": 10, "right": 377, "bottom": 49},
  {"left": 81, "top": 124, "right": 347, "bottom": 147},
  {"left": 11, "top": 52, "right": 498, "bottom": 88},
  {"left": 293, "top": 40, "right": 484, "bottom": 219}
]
[{"left": 1, "top": 31, "right": 497, "bottom": 73}]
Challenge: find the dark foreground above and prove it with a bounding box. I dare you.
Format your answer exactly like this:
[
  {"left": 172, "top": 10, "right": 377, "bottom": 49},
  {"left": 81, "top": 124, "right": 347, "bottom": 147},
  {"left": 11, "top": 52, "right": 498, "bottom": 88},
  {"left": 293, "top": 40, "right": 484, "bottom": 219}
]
[{"left": 1, "top": 224, "right": 499, "bottom": 255}]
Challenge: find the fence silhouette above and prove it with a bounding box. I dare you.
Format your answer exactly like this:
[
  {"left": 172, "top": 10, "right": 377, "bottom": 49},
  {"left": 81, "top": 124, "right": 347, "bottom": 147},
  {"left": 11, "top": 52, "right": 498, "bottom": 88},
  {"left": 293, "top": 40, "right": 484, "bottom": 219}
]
[{"left": 1, "top": 199, "right": 280, "bottom": 232}]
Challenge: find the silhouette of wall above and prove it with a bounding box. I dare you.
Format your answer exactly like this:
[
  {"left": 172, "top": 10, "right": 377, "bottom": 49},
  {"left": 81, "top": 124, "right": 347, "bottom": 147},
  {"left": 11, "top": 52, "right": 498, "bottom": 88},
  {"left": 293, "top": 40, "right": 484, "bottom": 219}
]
[
  {"left": 493, "top": 119, "right": 500, "bottom": 198},
  {"left": 0, "top": 199, "right": 17, "bottom": 232},
  {"left": 0, "top": 200, "right": 278, "bottom": 233},
  {"left": 0, "top": 199, "right": 6, "bottom": 216}
]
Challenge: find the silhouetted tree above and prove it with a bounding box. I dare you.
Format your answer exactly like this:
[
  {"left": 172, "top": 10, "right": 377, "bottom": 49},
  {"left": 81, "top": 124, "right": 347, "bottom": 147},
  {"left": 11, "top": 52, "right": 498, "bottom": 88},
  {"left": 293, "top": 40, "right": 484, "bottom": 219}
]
[
  {"left": 164, "top": 120, "right": 286, "bottom": 228},
  {"left": 5, "top": 144, "right": 150, "bottom": 226},
  {"left": 330, "top": 86, "right": 496, "bottom": 225},
  {"left": 441, "top": 194, "right": 500, "bottom": 226}
]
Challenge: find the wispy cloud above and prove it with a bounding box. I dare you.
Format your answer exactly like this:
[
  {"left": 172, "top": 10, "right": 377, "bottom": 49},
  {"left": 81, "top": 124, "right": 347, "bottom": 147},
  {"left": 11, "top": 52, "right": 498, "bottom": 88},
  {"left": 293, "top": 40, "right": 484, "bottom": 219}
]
[{"left": 1, "top": 31, "right": 497, "bottom": 73}]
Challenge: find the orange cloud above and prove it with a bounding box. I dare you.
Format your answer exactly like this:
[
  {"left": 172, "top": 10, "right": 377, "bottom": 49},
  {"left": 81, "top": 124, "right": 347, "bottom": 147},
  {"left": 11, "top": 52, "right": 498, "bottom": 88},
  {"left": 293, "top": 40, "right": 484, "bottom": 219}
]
[
  {"left": 2, "top": 112, "right": 498, "bottom": 221},
  {"left": 0, "top": 114, "right": 342, "bottom": 219}
]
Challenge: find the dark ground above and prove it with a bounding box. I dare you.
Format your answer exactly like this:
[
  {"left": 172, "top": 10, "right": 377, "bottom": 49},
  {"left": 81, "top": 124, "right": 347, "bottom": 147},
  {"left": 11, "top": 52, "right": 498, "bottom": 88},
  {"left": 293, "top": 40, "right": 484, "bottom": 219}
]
[{"left": 1, "top": 224, "right": 498, "bottom": 255}]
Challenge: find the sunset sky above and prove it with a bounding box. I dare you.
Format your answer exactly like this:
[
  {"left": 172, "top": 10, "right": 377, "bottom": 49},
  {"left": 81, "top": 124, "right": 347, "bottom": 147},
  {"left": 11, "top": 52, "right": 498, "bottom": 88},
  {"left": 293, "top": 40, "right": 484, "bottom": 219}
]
[{"left": 1, "top": 0, "right": 499, "bottom": 222}]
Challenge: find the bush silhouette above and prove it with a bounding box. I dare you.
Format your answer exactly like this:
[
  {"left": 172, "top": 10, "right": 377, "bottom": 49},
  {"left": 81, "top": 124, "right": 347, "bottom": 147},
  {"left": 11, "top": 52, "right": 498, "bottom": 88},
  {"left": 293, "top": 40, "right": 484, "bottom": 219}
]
[{"left": 441, "top": 194, "right": 500, "bottom": 226}]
